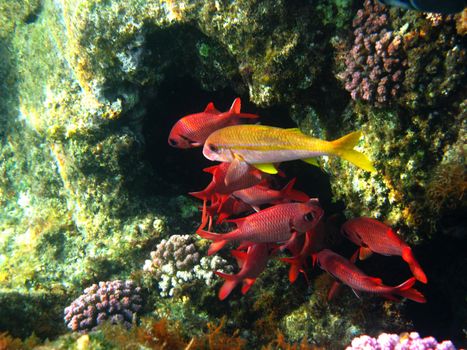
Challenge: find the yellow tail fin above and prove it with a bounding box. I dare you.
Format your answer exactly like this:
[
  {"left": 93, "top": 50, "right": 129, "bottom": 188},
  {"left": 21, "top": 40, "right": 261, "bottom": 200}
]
[{"left": 331, "top": 131, "right": 376, "bottom": 173}]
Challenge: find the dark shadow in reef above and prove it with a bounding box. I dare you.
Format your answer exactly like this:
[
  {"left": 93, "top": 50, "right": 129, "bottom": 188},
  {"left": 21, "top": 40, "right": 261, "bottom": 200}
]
[
  {"left": 406, "top": 230, "right": 467, "bottom": 347},
  {"left": 332, "top": 220, "right": 467, "bottom": 347},
  {"left": 141, "top": 76, "right": 339, "bottom": 214}
]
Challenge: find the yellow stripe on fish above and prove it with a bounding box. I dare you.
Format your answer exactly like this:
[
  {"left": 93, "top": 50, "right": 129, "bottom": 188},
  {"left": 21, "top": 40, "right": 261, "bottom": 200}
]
[{"left": 203, "top": 125, "right": 376, "bottom": 173}]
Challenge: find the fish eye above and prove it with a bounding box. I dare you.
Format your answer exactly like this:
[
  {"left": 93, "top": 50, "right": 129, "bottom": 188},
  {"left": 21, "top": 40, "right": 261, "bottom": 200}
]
[
  {"left": 169, "top": 138, "right": 178, "bottom": 146},
  {"left": 304, "top": 212, "right": 315, "bottom": 222},
  {"left": 208, "top": 144, "right": 219, "bottom": 153}
]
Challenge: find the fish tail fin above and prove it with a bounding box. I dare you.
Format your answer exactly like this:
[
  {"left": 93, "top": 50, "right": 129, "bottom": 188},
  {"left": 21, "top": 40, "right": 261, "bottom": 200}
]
[
  {"left": 196, "top": 228, "right": 222, "bottom": 241},
  {"left": 394, "top": 277, "right": 426, "bottom": 303},
  {"left": 197, "top": 229, "right": 228, "bottom": 254},
  {"left": 402, "top": 247, "right": 428, "bottom": 284},
  {"left": 331, "top": 131, "right": 376, "bottom": 173},
  {"left": 215, "top": 271, "right": 238, "bottom": 300},
  {"left": 208, "top": 241, "right": 228, "bottom": 255}
]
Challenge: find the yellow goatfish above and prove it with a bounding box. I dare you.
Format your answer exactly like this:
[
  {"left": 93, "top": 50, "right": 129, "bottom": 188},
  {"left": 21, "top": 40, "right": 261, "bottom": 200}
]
[{"left": 203, "top": 125, "right": 376, "bottom": 175}]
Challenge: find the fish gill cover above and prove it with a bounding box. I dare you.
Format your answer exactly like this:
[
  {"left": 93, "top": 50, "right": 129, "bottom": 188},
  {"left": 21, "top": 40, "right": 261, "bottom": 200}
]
[{"left": 0, "top": 0, "right": 465, "bottom": 348}]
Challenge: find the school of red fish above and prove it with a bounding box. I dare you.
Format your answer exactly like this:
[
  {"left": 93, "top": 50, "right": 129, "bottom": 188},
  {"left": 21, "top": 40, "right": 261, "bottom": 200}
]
[{"left": 168, "top": 98, "right": 427, "bottom": 302}]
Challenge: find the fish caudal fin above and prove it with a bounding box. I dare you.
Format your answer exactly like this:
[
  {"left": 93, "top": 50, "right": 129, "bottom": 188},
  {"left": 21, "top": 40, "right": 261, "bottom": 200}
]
[
  {"left": 331, "top": 131, "right": 376, "bottom": 173},
  {"left": 196, "top": 229, "right": 228, "bottom": 255},
  {"left": 402, "top": 247, "right": 428, "bottom": 284},
  {"left": 215, "top": 271, "right": 239, "bottom": 300},
  {"left": 393, "top": 277, "right": 426, "bottom": 303}
]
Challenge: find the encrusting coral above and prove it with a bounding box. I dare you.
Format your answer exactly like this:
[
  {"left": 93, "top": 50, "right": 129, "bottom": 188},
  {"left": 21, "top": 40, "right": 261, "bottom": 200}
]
[{"left": 64, "top": 280, "right": 143, "bottom": 333}]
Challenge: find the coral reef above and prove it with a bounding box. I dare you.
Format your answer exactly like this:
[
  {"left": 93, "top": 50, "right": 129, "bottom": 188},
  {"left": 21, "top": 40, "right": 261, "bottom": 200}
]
[
  {"left": 280, "top": 274, "right": 411, "bottom": 348},
  {"left": 346, "top": 332, "right": 457, "bottom": 350},
  {"left": 143, "top": 234, "right": 232, "bottom": 297},
  {"left": 64, "top": 280, "right": 143, "bottom": 333},
  {"left": 0, "top": 0, "right": 465, "bottom": 347},
  {"left": 338, "top": 0, "right": 406, "bottom": 106}
]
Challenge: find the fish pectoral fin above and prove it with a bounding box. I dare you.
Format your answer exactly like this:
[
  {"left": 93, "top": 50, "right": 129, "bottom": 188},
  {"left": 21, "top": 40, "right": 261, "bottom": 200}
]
[
  {"left": 302, "top": 157, "right": 320, "bottom": 167},
  {"left": 253, "top": 163, "right": 278, "bottom": 174},
  {"left": 241, "top": 278, "right": 256, "bottom": 294},
  {"left": 359, "top": 247, "right": 373, "bottom": 260},
  {"left": 327, "top": 281, "right": 342, "bottom": 301},
  {"left": 225, "top": 158, "right": 249, "bottom": 186}
]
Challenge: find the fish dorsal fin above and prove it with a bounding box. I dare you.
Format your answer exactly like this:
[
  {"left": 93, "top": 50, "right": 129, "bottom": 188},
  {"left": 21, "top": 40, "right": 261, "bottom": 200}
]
[
  {"left": 230, "top": 249, "right": 248, "bottom": 268},
  {"left": 229, "top": 97, "right": 241, "bottom": 114},
  {"left": 302, "top": 157, "right": 320, "bottom": 167},
  {"left": 253, "top": 163, "right": 278, "bottom": 174},
  {"left": 204, "top": 102, "right": 220, "bottom": 114},
  {"left": 359, "top": 247, "right": 373, "bottom": 260},
  {"left": 203, "top": 165, "right": 219, "bottom": 174}
]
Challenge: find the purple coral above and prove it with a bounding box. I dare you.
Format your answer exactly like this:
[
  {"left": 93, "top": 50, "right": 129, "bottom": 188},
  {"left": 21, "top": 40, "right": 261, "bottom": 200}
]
[
  {"left": 346, "top": 332, "right": 457, "bottom": 350},
  {"left": 338, "top": 0, "right": 407, "bottom": 106},
  {"left": 64, "top": 280, "right": 143, "bottom": 333}
]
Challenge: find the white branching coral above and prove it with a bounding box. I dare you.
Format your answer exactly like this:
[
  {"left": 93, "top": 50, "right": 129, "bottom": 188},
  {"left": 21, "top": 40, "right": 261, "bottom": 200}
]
[{"left": 143, "top": 234, "right": 231, "bottom": 297}]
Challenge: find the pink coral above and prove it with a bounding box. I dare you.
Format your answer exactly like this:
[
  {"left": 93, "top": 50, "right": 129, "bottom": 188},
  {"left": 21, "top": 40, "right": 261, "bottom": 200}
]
[
  {"left": 338, "top": 0, "right": 407, "bottom": 106},
  {"left": 346, "top": 332, "right": 457, "bottom": 350},
  {"left": 64, "top": 280, "right": 143, "bottom": 333}
]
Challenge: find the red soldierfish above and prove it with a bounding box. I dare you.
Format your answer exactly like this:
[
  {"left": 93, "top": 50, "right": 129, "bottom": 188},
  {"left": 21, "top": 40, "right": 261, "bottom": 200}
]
[
  {"left": 197, "top": 200, "right": 324, "bottom": 255},
  {"left": 341, "top": 217, "right": 427, "bottom": 284},
  {"left": 189, "top": 163, "right": 267, "bottom": 202},
  {"left": 168, "top": 97, "right": 259, "bottom": 148},
  {"left": 215, "top": 243, "right": 272, "bottom": 300},
  {"left": 281, "top": 220, "right": 326, "bottom": 283},
  {"left": 315, "top": 249, "right": 426, "bottom": 303},
  {"left": 232, "top": 178, "right": 309, "bottom": 212}
]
